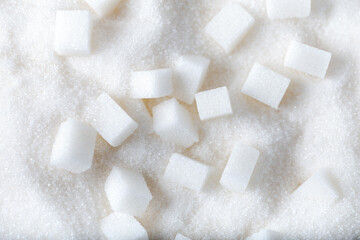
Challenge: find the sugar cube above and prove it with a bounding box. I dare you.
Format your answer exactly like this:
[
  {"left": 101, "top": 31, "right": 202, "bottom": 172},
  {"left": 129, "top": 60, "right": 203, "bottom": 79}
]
[
  {"left": 175, "top": 233, "right": 191, "bottom": 240},
  {"left": 205, "top": 2, "right": 254, "bottom": 53},
  {"left": 50, "top": 119, "right": 97, "bottom": 174},
  {"left": 284, "top": 41, "right": 332, "bottom": 78},
  {"left": 84, "top": 0, "right": 122, "bottom": 18},
  {"left": 267, "top": 0, "right": 311, "bottom": 19},
  {"left": 130, "top": 69, "right": 173, "bottom": 99},
  {"left": 195, "top": 86, "right": 233, "bottom": 121},
  {"left": 241, "top": 63, "right": 291, "bottom": 109},
  {"left": 101, "top": 212, "right": 148, "bottom": 240},
  {"left": 104, "top": 166, "right": 152, "bottom": 217},
  {"left": 164, "top": 153, "right": 212, "bottom": 192},
  {"left": 152, "top": 99, "right": 198, "bottom": 148},
  {"left": 54, "top": 10, "right": 92, "bottom": 56},
  {"left": 173, "top": 55, "right": 210, "bottom": 104},
  {"left": 246, "top": 229, "right": 284, "bottom": 240}
]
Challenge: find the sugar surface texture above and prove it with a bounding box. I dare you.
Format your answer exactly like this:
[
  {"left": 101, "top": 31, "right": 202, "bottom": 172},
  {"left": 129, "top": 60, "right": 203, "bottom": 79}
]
[
  {"left": 174, "top": 233, "right": 191, "bottom": 240},
  {"left": 266, "top": 0, "right": 311, "bottom": 19},
  {"left": 84, "top": 0, "right": 122, "bottom": 18},
  {"left": 246, "top": 229, "right": 284, "bottom": 240}
]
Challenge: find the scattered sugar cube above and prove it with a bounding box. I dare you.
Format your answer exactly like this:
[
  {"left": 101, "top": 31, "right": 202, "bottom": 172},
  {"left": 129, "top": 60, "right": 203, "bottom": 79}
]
[
  {"left": 50, "top": 119, "right": 96, "bottom": 174},
  {"left": 241, "top": 63, "right": 291, "bottom": 109},
  {"left": 152, "top": 99, "right": 198, "bottom": 148},
  {"left": 175, "top": 233, "right": 191, "bottom": 240},
  {"left": 92, "top": 93, "right": 138, "bottom": 147},
  {"left": 104, "top": 166, "right": 153, "bottom": 217},
  {"left": 101, "top": 212, "right": 148, "bottom": 240},
  {"left": 246, "top": 229, "right": 284, "bottom": 240},
  {"left": 54, "top": 10, "right": 92, "bottom": 56},
  {"left": 164, "top": 153, "right": 212, "bottom": 192},
  {"left": 267, "top": 0, "right": 311, "bottom": 19},
  {"left": 173, "top": 55, "right": 210, "bottom": 104},
  {"left": 195, "top": 86, "right": 233, "bottom": 121},
  {"left": 220, "top": 142, "right": 259, "bottom": 192},
  {"left": 130, "top": 69, "right": 173, "bottom": 99},
  {"left": 284, "top": 41, "right": 332, "bottom": 78},
  {"left": 205, "top": 2, "right": 254, "bottom": 53},
  {"left": 84, "top": 0, "right": 122, "bottom": 18}
]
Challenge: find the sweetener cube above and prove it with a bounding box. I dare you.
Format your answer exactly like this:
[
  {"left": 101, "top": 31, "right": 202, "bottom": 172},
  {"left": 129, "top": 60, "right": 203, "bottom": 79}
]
[
  {"left": 284, "top": 41, "right": 332, "bottom": 78},
  {"left": 164, "top": 153, "right": 212, "bottom": 192},
  {"left": 152, "top": 99, "right": 198, "bottom": 148},
  {"left": 173, "top": 55, "right": 210, "bottom": 104},
  {"left": 175, "top": 233, "right": 191, "bottom": 240},
  {"left": 205, "top": 2, "right": 254, "bottom": 53},
  {"left": 104, "top": 166, "right": 153, "bottom": 217},
  {"left": 92, "top": 93, "right": 138, "bottom": 147},
  {"left": 84, "top": 0, "right": 122, "bottom": 18},
  {"left": 241, "top": 63, "right": 291, "bottom": 109},
  {"left": 130, "top": 69, "right": 173, "bottom": 99},
  {"left": 54, "top": 10, "right": 92, "bottom": 56},
  {"left": 50, "top": 119, "right": 96, "bottom": 174},
  {"left": 246, "top": 229, "right": 284, "bottom": 240},
  {"left": 195, "top": 86, "right": 233, "bottom": 121},
  {"left": 220, "top": 142, "right": 259, "bottom": 192},
  {"left": 101, "top": 212, "right": 148, "bottom": 240},
  {"left": 267, "top": 0, "right": 311, "bottom": 19}
]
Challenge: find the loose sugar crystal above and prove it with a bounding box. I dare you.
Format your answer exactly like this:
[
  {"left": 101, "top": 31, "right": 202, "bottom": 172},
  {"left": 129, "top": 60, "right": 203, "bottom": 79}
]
[
  {"left": 175, "top": 233, "right": 191, "bottom": 240},
  {"left": 84, "top": 0, "right": 123, "bottom": 18},
  {"left": 246, "top": 229, "right": 284, "bottom": 240},
  {"left": 267, "top": 0, "right": 311, "bottom": 19}
]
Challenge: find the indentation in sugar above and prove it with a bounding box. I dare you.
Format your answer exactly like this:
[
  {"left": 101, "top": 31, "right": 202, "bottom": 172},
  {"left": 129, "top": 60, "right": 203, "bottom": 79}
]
[
  {"left": 246, "top": 229, "right": 284, "bottom": 240},
  {"left": 284, "top": 41, "right": 332, "bottom": 78},
  {"left": 101, "top": 212, "right": 149, "bottom": 240},
  {"left": 241, "top": 63, "right": 291, "bottom": 109},
  {"left": 175, "top": 233, "right": 191, "bottom": 240},
  {"left": 152, "top": 99, "right": 198, "bottom": 148},
  {"left": 164, "top": 153, "right": 212, "bottom": 192},
  {"left": 50, "top": 119, "right": 97, "bottom": 174},
  {"left": 195, "top": 86, "right": 233, "bottom": 121},
  {"left": 205, "top": 2, "right": 254, "bottom": 53},
  {"left": 173, "top": 55, "right": 210, "bottom": 104},
  {"left": 92, "top": 93, "right": 138, "bottom": 147},
  {"left": 220, "top": 142, "right": 259, "bottom": 192},
  {"left": 84, "top": 0, "right": 122, "bottom": 18},
  {"left": 104, "top": 166, "right": 153, "bottom": 217},
  {"left": 54, "top": 10, "right": 92, "bottom": 56},
  {"left": 267, "top": 0, "right": 311, "bottom": 19},
  {"left": 130, "top": 69, "right": 173, "bottom": 99}
]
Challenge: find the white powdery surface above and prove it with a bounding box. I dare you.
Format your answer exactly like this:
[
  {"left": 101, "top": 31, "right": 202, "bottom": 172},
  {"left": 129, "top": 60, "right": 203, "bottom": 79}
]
[{"left": 0, "top": 0, "right": 360, "bottom": 239}]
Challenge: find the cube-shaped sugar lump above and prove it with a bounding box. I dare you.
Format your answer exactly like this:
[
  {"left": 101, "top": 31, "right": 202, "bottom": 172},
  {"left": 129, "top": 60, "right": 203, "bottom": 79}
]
[
  {"left": 164, "top": 153, "right": 212, "bottom": 192},
  {"left": 267, "top": 0, "right": 311, "bottom": 19},
  {"left": 220, "top": 142, "right": 259, "bottom": 192},
  {"left": 101, "top": 212, "right": 148, "bottom": 240},
  {"left": 241, "top": 63, "right": 291, "bottom": 109},
  {"left": 173, "top": 55, "right": 210, "bottom": 104},
  {"left": 175, "top": 233, "right": 191, "bottom": 240},
  {"left": 195, "top": 86, "right": 233, "bottom": 121},
  {"left": 246, "top": 229, "right": 284, "bottom": 240},
  {"left": 152, "top": 99, "right": 198, "bottom": 148},
  {"left": 92, "top": 93, "right": 138, "bottom": 147},
  {"left": 84, "top": 0, "right": 122, "bottom": 18},
  {"left": 50, "top": 119, "right": 96, "bottom": 174},
  {"left": 104, "top": 166, "right": 152, "bottom": 217},
  {"left": 205, "top": 2, "right": 254, "bottom": 53},
  {"left": 284, "top": 41, "right": 332, "bottom": 78},
  {"left": 130, "top": 69, "right": 173, "bottom": 99},
  {"left": 54, "top": 10, "right": 92, "bottom": 56}
]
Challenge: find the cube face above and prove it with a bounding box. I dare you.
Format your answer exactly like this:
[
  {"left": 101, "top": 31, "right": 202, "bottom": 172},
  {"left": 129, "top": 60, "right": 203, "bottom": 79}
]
[
  {"left": 92, "top": 93, "right": 138, "bottom": 147},
  {"left": 173, "top": 55, "right": 210, "bottom": 104},
  {"left": 247, "top": 229, "right": 283, "bottom": 240},
  {"left": 220, "top": 142, "right": 259, "bottom": 192},
  {"left": 152, "top": 99, "right": 199, "bottom": 148},
  {"left": 267, "top": 0, "right": 311, "bottom": 19},
  {"left": 130, "top": 69, "right": 173, "bottom": 99},
  {"left": 104, "top": 167, "right": 153, "bottom": 217},
  {"left": 84, "top": 0, "right": 122, "bottom": 18},
  {"left": 175, "top": 234, "right": 191, "bottom": 240},
  {"left": 54, "top": 10, "right": 92, "bottom": 56},
  {"left": 241, "top": 63, "right": 291, "bottom": 109},
  {"left": 284, "top": 41, "right": 332, "bottom": 78},
  {"left": 50, "top": 119, "right": 97, "bottom": 174},
  {"left": 205, "top": 2, "right": 254, "bottom": 53},
  {"left": 195, "top": 86, "right": 233, "bottom": 121}
]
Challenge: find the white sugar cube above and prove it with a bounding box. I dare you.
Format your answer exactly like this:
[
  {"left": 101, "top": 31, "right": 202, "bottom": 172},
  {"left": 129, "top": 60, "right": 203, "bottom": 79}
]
[
  {"left": 241, "top": 63, "right": 291, "bottom": 109},
  {"left": 101, "top": 212, "right": 148, "bottom": 240},
  {"left": 164, "top": 153, "right": 212, "bottom": 192},
  {"left": 195, "top": 86, "right": 233, "bottom": 121},
  {"left": 267, "top": 0, "right": 311, "bottom": 19},
  {"left": 175, "top": 233, "right": 191, "bottom": 240},
  {"left": 284, "top": 41, "right": 332, "bottom": 78},
  {"left": 130, "top": 69, "right": 173, "bottom": 99},
  {"left": 54, "top": 10, "right": 92, "bottom": 56},
  {"left": 92, "top": 93, "right": 138, "bottom": 147},
  {"left": 50, "top": 119, "right": 96, "bottom": 174},
  {"left": 84, "top": 0, "right": 122, "bottom": 18},
  {"left": 246, "top": 229, "right": 284, "bottom": 240},
  {"left": 205, "top": 2, "right": 254, "bottom": 53},
  {"left": 152, "top": 99, "right": 198, "bottom": 148},
  {"left": 173, "top": 55, "right": 210, "bottom": 104},
  {"left": 220, "top": 142, "right": 259, "bottom": 192},
  {"left": 104, "top": 166, "right": 152, "bottom": 217}
]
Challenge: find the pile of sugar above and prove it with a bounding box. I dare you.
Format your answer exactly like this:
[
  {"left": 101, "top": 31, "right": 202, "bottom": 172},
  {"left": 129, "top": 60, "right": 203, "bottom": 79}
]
[{"left": 0, "top": 0, "right": 360, "bottom": 239}]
